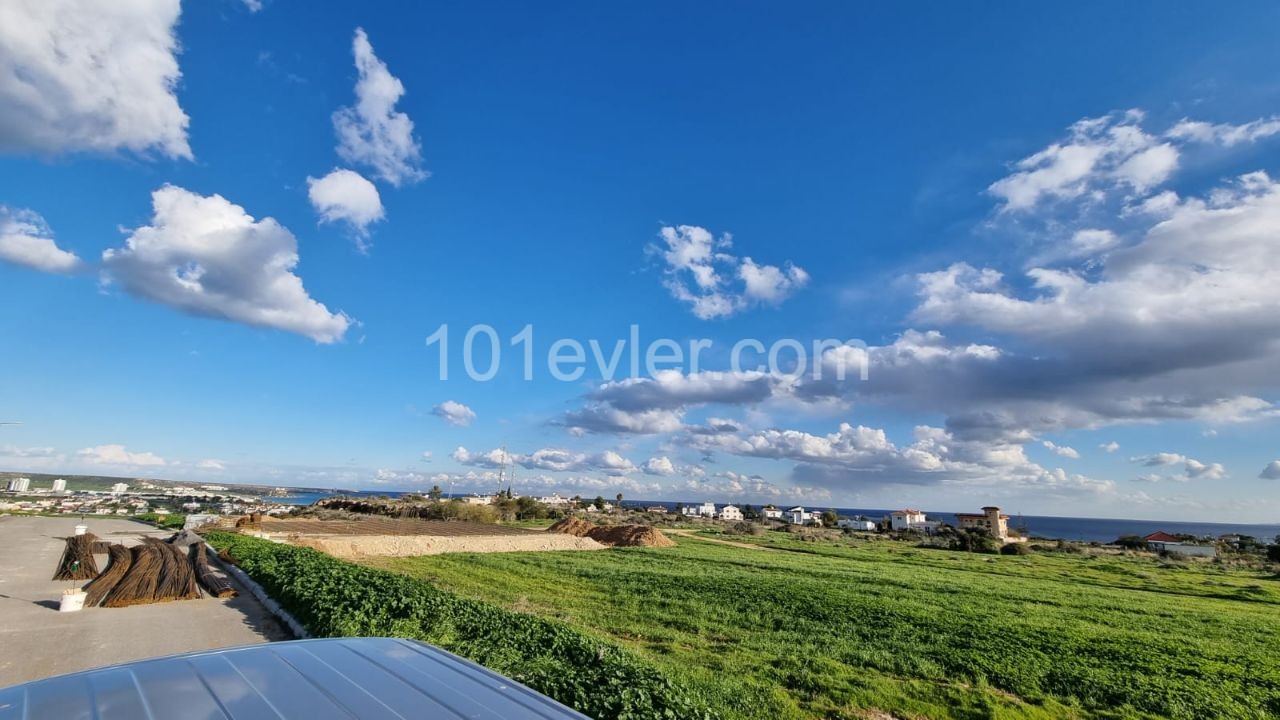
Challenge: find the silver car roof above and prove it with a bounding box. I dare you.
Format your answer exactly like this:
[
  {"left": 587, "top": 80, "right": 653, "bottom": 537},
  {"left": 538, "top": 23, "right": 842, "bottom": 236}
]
[{"left": 0, "top": 637, "right": 590, "bottom": 720}]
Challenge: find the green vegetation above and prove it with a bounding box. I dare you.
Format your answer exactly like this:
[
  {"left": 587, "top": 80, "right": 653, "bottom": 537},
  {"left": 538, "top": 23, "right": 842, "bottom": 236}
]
[
  {"left": 204, "top": 532, "right": 717, "bottom": 720},
  {"left": 135, "top": 512, "right": 185, "bottom": 529},
  {"left": 371, "top": 532, "right": 1280, "bottom": 720}
]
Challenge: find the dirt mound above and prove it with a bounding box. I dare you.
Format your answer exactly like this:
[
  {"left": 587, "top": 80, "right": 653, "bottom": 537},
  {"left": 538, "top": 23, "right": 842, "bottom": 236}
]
[
  {"left": 588, "top": 525, "right": 675, "bottom": 548},
  {"left": 547, "top": 517, "right": 674, "bottom": 547},
  {"left": 547, "top": 517, "right": 595, "bottom": 537}
]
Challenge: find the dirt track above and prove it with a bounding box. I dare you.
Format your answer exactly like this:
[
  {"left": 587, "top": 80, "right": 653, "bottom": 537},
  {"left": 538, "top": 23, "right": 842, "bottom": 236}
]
[{"left": 664, "top": 529, "right": 776, "bottom": 551}]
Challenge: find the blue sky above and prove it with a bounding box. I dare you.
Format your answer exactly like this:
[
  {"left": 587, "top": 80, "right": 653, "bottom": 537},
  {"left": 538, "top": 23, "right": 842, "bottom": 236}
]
[{"left": 3, "top": 1, "right": 1280, "bottom": 521}]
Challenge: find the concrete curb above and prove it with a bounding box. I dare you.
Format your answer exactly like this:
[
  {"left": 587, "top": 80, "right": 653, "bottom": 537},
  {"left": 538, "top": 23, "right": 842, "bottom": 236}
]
[{"left": 203, "top": 543, "right": 310, "bottom": 640}]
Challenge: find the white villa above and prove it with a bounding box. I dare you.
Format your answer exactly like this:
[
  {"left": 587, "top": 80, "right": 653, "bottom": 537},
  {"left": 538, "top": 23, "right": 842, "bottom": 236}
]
[
  {"left": 786, "top": 506, "right": 816, "bottom": 525},
  {"left": 537, "top": 493, "right": 571, "bottom": 506},
  {"left": 887, "top": 509, "right": 930, "bottom": 531},
  {"left": 761, "top": 505, "right": 783, "bottom": 520},
  {"left": 718, "top": 505, "right": 743, "bottom": 521},
  {"left": 681, "top": 501, "right": 721, "bottom": 518}
]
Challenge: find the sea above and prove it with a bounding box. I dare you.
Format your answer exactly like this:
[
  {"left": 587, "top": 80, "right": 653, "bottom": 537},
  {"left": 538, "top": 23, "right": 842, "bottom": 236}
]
[{"left": 268, "top": 489, "right": 1279, "bottom": 544}]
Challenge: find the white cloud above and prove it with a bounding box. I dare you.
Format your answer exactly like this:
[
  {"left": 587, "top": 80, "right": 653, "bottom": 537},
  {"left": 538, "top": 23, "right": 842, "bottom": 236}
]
[
  {"left": 307, "top": 169, "right": 384, "bottom": 246},
  {"left": 431, "top": 400, "right": 476, "bottom": 427},
  {"left": 1130, "top": 453, "right": 1225, "bottom": 482},
  {"left": 101, "top": 185, "right": 352, "bottom": 343},
  {"left": 1260, "top": 461, "right": 1280, "bottom": 480},
  {"left": 1042, "top": 440, "right": 1080, "bottom": 459},
  {"left": 77, "top": 444, "right": 166, "bottom": 467},
  {"left": 653, "top": 225, "right": 808, "bottom": 319},
  {"left": 1100, "top": 441, "right": 1120, "bottom": 453},
  {"left": 453, "top": 445, "right": 638, "bottom": 476},
  {"left": 641, "top": 456, "right": 676, "bottom": 476},
  {"left": 197, "top": 459, "right": 225, "bottom": 470},
  {"left": 1167, "top": 117, "right": 1280, "bottom": 147},
  {"left": 0, "top": 0, "right": 190, "bottom": 159},
  {"left": 241, "top": 0, "right": 264, "bottom": 12},
  {"left": 988, "top": 110, "right": 1175, "bottom": 211},
  {"left": 332, "top": 28, "right": 425, "bottom": 186},
  {"left": 0, "top": 206, "right": 81, "bottom": 273}
]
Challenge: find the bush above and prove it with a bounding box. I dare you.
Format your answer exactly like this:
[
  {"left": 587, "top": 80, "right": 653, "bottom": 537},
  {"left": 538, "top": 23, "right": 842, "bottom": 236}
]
[
  {"left": 1000, "top": 542, "right": 1032, "bottom": 556},
  {"left": 205, "top": 532, "right": 717, "bottom": 720},
  {"left": 724, "top": 521, "right": 763, "bottom": 536},
  {"left": 1268, "top": 545, "right": 1280, "bottom": 563}
]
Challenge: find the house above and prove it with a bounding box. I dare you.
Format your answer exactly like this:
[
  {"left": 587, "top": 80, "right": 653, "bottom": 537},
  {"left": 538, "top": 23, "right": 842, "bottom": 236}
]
[
  {"left": 761, "top": 505, "right": 783, "bottom": 520},
  {"left": 786, "top": 506, "right": 815, "bottom": 525},
  {"left": 697, "top": 501, "right": 717, "bottom": 517},
  {"left": 838, "top": 518, "right": 877, "bottom": 531},
  {"left": 461, "top": 494, "right": 495, "bottom": 505},
  {"left": 645, "top": 505, "right": 669, "bottom": 514},
  {"left": 1144, "top": 531, "right": 1217, "bottom": 558},
  {"left": 110, "top": 482, "right": 128, "bottom": 494},
  {"left": 887, "top": 509, "right": 927, "bottom": 531},
  {"left": 719, "top": 505, "right": 743, "bottom": 521},
  {"left": 955, "top": 506, "right": 1022, "bottom": 541},
  {"left": 681, "top": 505, "right": 701, "bottom": 517},
  {"left": 537, "top": 494, "right": 570, "bottom": 507}
]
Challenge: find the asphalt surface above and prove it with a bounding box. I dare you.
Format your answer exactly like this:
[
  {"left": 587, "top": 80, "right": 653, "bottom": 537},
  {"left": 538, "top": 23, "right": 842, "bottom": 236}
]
[{"left": 0, "top": 515, "right": 290, "bottom": 688}]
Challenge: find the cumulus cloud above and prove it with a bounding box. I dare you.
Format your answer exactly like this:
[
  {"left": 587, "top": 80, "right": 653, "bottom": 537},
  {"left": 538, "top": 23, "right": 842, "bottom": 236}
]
[
  {"left": 0, "top": 206, "right": 81, "bottom": 273},
  {"left": 1260, "top": 461, "right": 1280, "bottom": 480},
  {"left": 1042, "top": 440, "right": 1080, "bottom": 459},
  {"left": 77, "top": 444, "right": 166, "bottom": 467},
  {"left": 453, "top": 445, "right": 637, "bottom": 476},
  {"left": 333, "top": 28, "right": 425, "bottom": 186},
  {"left": 307, "top": 169, "right": 384, "bottom": 246},
  {"left": 1167, "top": 117, "right": 1280, "bottom": 147},
  {"left": 988, "top": 110, "right": 1177, "bottom": 211},
  {"left": 0, "top": 0, "right": 190, "bottom": 159},
  {"left": 641, "top": 456, "right": 676, "bottom": 476},
  {"left": 652, "top": 225, "right": 808, "bottom": 319},
  {"left": 1130, "top": 453, "right": 1225, "bottom": 482},
  {"left": 1100, "top": 441, "right": 1120, "bottom": 453},
  {"left": 101, "top": 185, "right": 352, "bottom": 343},
  {"left": 431, "top": 400, "right": 476, "bottom": 427}
]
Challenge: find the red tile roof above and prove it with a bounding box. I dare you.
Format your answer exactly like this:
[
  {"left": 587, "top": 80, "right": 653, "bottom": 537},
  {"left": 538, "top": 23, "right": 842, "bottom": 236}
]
[{"left": 1143, "top": 531, "right": 1181, "bottom": 542}]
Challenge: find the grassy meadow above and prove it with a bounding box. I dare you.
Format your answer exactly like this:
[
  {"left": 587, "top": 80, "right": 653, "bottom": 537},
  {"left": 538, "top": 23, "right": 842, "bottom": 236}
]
[{"left": 369, "top": 533, "right": 1280, "bottom": 720}]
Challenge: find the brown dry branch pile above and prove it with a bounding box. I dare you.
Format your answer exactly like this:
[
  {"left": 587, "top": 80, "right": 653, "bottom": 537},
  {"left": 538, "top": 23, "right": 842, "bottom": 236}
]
[
  {"left": 154, "top": 540, "right": 201, "bottom": 601},
  {"left": 83, "top": 544, "right": 132, "bottom": 606},
  {"left": 547, "top": 517, "right": 675, "bottom": 547},
  {"left": 52, "top": 533, "right": 101, "bottom": 581}
]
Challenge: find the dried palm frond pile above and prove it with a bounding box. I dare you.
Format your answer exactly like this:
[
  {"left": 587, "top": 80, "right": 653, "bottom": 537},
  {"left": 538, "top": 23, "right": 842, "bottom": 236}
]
[
  {"left": 102, "top": 544, "right": 164, "bottom": 607},
  {"left": 192, "top": 543, "right": 237, "bottom": 598},
  {"left": 83, "top": 544, "right": 132, "bottom": 606},
  {"left": 52, "top": 533, "right": 101, "bottom": 581}
]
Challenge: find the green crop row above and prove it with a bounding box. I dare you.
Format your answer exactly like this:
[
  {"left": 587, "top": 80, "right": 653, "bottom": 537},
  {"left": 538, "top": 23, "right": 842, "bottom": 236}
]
[{"left": 204, "top": 532, "right": 716, "bottom": 720}]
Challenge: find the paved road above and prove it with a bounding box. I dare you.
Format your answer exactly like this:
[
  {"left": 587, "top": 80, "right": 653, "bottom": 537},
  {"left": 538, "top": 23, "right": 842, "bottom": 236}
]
[{"left": 0, "top": 515, "right": 290, "bottom": 688}]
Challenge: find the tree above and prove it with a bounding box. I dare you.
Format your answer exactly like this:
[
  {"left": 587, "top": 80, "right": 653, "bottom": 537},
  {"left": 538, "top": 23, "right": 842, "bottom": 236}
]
[
  {"left": 616, "top": 493, "right": 624, "bottom": 505},
  {"left": 428, "top": 485, "right": 443, "bottom": 501},
  {"left": 1268, "top": 545, "right": 1280, "bottom": 563},
  {"left": 742, "top": 504, "right": 759, "bottom": 520},
  {"left": 820, "top": 509, "right": 838, "bottom": 527},
  {"left": 593, "top": 496, "right": 606, "bottom": 510}
]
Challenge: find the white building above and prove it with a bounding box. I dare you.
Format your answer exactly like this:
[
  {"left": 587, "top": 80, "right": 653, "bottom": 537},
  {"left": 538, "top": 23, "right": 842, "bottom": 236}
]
[
  {"left": 50, "top": 478, "right": 67, "bottom": 493},
  {"left": 681, "top": 505, "right": 701, "bottom": 517},
  {"left": 719, "top": 505, "right": 743, "bottom": 521},
  {"left": 6, "top": 477, "right": 31, "bottom": 492},
  {"left": 761, "top": 506, "right": 783, "bottom": 520},
  {"left": 461, "top": 494, "right": 495, "bottom": 505},
  {"left": 786, "top": 506, "right": 815, "bottom": 525},
  {"left": 697, "top": 501, "right": 717, "bottom": 517},
  {"left": 887, "top": 509, "right": 928, "bottom": 531},
  {"left": 110, "top": 482, "right": 129, "bottom": 494},
  {"left": 537, "top": 493, "right": 571, "bottom": 506},
  {"left": 838, "top": 518, "right": 877, "bottom": 531}
]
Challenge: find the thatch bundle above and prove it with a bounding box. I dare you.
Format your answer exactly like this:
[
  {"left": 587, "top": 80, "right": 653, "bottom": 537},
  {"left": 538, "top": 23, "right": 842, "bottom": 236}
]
[
  {"left": 102, "top": 544, "right": 163, "bottom": 607},
  {"left": 52, "top": 533, "right": 101, "bottom": 581},
  {"left": 192, "top": 544, "right": 237, "bottom": 598},
  {"left": 83, "top": 544, "right": 132, "bottom": 606},
  {"left": 154, "top": 540, "right": 202, "bottom": 601}
]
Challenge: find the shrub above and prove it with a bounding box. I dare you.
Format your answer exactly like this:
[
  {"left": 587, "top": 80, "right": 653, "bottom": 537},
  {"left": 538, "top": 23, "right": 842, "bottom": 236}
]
[
  {"left": 1000, "top": 542, "right": 1032, "bottom": 556},
  {"left": 205, "top": 532, "right": 717, "bottom": 720},
  {"left": 724, "top": 521, "right": 763, "bottom": 536}
]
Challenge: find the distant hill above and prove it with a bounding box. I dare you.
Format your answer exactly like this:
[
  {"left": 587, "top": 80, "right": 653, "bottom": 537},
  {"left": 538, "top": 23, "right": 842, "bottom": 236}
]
[{"left": 0, "top": 470, "right": 330, "bottom": 497}]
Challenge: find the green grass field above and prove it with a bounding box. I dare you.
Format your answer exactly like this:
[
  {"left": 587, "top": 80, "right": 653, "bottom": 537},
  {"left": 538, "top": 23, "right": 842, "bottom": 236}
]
[{"left": 370, "top": 533, "right": 1280, "bottom": 720}]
